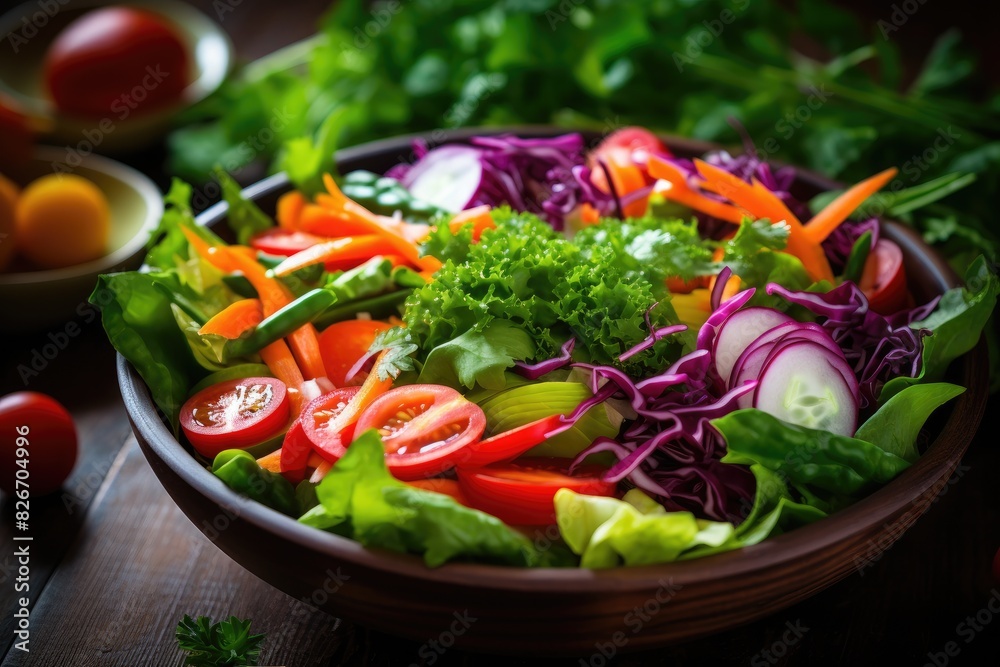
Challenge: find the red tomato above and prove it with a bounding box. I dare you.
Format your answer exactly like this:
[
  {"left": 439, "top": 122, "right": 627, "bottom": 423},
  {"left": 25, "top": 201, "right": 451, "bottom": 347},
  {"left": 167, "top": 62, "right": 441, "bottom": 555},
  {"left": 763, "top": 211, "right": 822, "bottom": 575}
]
[
  {"left": 589, "top": 128, "right": 669, "bottom": 217},
  {"left": 457, "top": 457, "right": 616, "bottom": 526},
  {"left": 0, "top": 96, "right": 33, "bottom": 170},
  {"left": 859, "top": 238, "right": 908, "bottom": 315},
  {"left": 280, "top": 386, "right": 359, "bottom": 475},
  {"left": 300, "top": 387, "right": 366, "bottom": 462},
  {"left": 180, "top": 378, "right": 290, "bottom": 459},
  {"left": 459, "top": 414, "right": 565, "bottom": 468},
  {"left": 0, "top": 392, "right": 78, "bottom": 496},
  {"left": 43, "top": 7, "right": 190, "bottom": 117},
  {"left": 250, "top": 229, "right": 329, "bottom": 257},
  {"left": 318, "top": 319, "right": 392, "bottom": 387},
  {"left": 354, "top": 385, "right": 487, "bottom": 480}
]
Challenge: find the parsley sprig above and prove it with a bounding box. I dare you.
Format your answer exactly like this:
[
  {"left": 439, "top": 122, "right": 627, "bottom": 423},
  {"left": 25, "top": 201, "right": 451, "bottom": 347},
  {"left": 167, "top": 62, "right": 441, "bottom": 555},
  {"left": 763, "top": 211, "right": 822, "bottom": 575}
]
[{"left": 176, "top": 615, "right": 265, "bottom": 667}]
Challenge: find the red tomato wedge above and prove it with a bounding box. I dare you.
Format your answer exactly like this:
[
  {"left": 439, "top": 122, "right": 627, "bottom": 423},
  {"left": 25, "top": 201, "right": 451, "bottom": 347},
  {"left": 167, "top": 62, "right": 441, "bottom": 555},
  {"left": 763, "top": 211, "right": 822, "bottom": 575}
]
[
  {"left": 354, "top": 384, "right": 487, "bottom": 480},
  {"left": 280, "top": 386, "right": 359, "bottom": 476},
  {"left": 180, "top": 378, "right": 290, "bottom": 459},
  {"left": 457, "top": 458, "right": 616, "bottom": 526},
  {"left": 318, "top": 319, "right": 392, "bottom": 387},
  {"left": 250, "top": 229, "right": 329, "bottom": 257},
  {"left": 459, "top": 414, "right": 565, "bottom": 468},
  {"left": 859, "top": 238, "right": 908, "bottom": 315}
]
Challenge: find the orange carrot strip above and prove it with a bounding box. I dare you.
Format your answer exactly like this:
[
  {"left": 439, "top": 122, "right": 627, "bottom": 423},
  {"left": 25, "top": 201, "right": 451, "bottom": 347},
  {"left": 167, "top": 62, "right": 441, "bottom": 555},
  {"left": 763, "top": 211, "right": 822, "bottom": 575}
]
[
  {"left": 257, "top": 449, "right": 283, "bottom": 472},
  {"left": 271, "top": 235, "right": 401, "bottom": 276},
  {"left": 276, "top": 191, "right": 306, "bottom": 230},
  {"left": 198, "top": 298, "right": 264, "bottom": 339},
  {"left": 447, "top": 205, "right": 495, "bottom": 241},
  {"left": 694, "top": 159, "right": 834, "bottom": 283},
  {"left": 260, "top": 339, "right": 306, "bottom": 415},
  {"left": 803, "top": 167, "right": 898, "bottom": 245},
  {"left": 647, "top": 155, "right": 745, "bottom": 224},
  {"left": 214, "top": 247, "right": 328, "bottom": 380},
  {"left": 298, "top": 203, "right": 377, "bottom": 237},
  {"left": 180, "top": 226, "right": 240, "bottom": 273}
]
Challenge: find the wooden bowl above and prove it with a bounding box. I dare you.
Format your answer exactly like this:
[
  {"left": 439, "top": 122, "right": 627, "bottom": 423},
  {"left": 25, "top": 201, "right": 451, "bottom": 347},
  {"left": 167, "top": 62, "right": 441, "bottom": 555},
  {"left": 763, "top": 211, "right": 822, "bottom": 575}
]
[{"left": 119, "top": 128, "right": 988, "bottom": 655}]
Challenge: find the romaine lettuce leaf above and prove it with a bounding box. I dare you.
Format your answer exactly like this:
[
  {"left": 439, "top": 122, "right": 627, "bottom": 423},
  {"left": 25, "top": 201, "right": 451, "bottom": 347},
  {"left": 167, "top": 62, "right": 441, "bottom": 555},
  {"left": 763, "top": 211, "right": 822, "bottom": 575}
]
[{"left": 299, "top": 430, "right": 568, "bottom": 567}]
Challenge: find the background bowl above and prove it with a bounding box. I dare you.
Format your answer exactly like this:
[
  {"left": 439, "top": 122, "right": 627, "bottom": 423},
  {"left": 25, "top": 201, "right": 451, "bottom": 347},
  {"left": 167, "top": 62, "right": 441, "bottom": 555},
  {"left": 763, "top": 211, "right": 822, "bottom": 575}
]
[
  {"left": 120, "top": 129, "right": 988, "bottom": 655},
  {"left": 0, "top": 146, "right": 162, "bottom": 332},
  {"left": 0, "top": 0, "right": 231, "bottom": 152}
]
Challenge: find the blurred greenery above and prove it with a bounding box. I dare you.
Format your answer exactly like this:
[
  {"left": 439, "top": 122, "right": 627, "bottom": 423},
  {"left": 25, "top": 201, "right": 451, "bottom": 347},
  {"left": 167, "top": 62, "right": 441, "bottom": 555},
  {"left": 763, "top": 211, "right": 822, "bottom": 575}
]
[{"left": 169, "top": 0, "right": 1000, "bottom": 273}]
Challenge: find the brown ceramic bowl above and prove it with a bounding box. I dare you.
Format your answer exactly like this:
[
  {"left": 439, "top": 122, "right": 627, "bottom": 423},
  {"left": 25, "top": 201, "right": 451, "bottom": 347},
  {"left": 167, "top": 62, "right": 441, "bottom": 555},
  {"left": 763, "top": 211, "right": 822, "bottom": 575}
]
[{"left": 119, "top": 128, "right": 988, "bottom": 655}]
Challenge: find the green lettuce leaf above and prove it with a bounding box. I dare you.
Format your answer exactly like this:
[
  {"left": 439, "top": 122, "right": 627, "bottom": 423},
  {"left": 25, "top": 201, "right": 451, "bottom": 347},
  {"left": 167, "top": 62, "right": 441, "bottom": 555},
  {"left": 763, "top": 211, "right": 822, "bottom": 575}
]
[
  {"left": 881, "top": 257, "right": 999, "bottom": 402},
  {"left": 716, "top": 409, "right": 910, "bottom": 513},
  {"left": 417, "top": 319, "right": 536, "bottom": 391},
  {"left": 855, "top": 382, "right": 965, "bottom": 463},
  {"left": 555, "top": 488, "right": 741, "bottom": 568},
  {"left": 91, "top": 271, "right": 208, "bottom": 431},
  {"left": 299, "top": 430, "right": 564, "bottom": 567},
  {"left": 215, "top": 168, "right": 274, "bottom": 245}
]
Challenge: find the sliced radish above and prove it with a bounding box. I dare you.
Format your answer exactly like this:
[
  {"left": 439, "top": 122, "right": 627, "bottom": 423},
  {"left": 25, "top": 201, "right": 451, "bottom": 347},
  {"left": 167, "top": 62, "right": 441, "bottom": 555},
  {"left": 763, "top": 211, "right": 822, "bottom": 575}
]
[
  {"left": 753, "top": 340, "right": 859, "bottom": 436},
  {"left": 401, "top": 145, "right": 484, "bottom": 212},
  {"left": 712, "top": 307, "right": 794, "bottom": 386}
]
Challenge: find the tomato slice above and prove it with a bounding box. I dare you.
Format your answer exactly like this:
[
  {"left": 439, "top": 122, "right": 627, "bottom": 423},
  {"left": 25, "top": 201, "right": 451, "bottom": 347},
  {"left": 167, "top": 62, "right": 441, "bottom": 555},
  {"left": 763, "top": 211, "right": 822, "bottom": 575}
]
[
  {"left": 180, "top": 377, "right": 290, "bottom": 459},
  {"left": 300, "top": 386, "right": 367, "bottom": 461},
  {"left": 457, "top": 457, "right": 616, "bottom": 526},
  {"left": 280, "top": 386, "right": 359, "bottom": 475},
  {"left": 250, "top": 229, "right": 329, "bottom": 256},
  {"left": 318, "top": 319, "right": 392, "bottom": 387},
  {"left": 859, "top": 238, "right": 908, "bottom": 314},
  {"left": 458, "top": 414, "right": 565, "bottom": 468},
  {"left": 354, "top": 384, "right": 487, "bottom": 480}
]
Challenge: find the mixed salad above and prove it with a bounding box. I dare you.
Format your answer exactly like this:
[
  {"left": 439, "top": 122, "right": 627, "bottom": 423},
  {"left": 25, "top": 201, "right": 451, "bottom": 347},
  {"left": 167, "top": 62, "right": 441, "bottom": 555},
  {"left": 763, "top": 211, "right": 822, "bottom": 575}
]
[{"left": 96, "top": 128, "right": 997, "bottom": 568}]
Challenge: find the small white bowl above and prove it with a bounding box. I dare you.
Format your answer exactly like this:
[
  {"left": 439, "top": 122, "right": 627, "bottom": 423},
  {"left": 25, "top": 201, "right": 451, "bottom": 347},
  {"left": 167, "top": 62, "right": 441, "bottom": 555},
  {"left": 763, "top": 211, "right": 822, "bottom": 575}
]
[
  {"left": 0, "top": 0, "right": 232, "bottom": 152},
  {"left": 0, "top": 147, "right": 162, "bottom": 332}
]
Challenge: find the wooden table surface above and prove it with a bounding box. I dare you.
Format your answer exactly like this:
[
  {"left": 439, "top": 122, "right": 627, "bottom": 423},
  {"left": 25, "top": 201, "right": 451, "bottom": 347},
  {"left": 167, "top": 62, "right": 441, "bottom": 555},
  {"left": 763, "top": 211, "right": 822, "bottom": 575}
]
[{"left": 2, "top": 1, "right": 999, "bottom": 665}]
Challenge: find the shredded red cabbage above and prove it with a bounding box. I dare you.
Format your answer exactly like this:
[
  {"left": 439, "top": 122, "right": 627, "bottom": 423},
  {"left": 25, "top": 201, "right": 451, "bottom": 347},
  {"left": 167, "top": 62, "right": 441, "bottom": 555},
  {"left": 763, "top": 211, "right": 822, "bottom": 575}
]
[
  {"left": 387, "top": 134, "right": 617, "bottom": 228},
  {"left": 821, "top": 217, "right": 880, "bottom": 273},
  {"left": 514, "top": 338, "right": 576, "bottom": 380},
  {"left": 766, "top": 281, "right": 937, "bottom": 408}
]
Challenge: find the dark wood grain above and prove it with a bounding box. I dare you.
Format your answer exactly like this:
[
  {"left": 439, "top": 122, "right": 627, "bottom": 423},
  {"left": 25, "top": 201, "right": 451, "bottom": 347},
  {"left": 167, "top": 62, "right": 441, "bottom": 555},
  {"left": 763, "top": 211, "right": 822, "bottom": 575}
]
[{"left": 0, "top": 438, "right": 346, "bottom": 667}]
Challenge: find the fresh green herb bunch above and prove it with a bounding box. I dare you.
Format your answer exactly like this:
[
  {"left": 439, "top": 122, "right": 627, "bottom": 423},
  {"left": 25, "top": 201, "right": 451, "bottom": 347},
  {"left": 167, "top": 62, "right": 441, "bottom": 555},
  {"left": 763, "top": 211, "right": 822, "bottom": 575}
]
[{"left": 176, "top": 615, "right": 265, "bottom": 667}]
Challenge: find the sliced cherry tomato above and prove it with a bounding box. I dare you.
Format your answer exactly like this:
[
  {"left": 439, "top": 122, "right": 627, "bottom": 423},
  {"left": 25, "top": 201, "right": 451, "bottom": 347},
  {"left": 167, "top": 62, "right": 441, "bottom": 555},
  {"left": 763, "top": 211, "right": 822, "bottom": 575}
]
[
  {"left": 457, "top": 457, "right": 616, "bottom": 526},
  {"left": 318, "top": 319, "right": 392, "bottom": 387},
  {"left": 406, "top": 478, "right": 470, "bottom": 506},
  {"left": 595, "top": 127, "right": 670, "bottom": 170},
  {"left": 180, "top": 378, "right": 289, "bottom": 459},
  {"left": 250, "top": 229, "right": 329, "bottom": 256},
  {"left": 354, "top": 384, "right": 487, "bottom": 481},
  {"left": 458, "top": 414, "right": 565, "bottom": 468},
  {"left": 859, "top": 238, "right": 908, "bottom": 315},
  {"left": 0, "top": 392, "right": 78, "bottom": 496},
  {"left": 280, "top": 386, "right": 360, "bottom": 476}
]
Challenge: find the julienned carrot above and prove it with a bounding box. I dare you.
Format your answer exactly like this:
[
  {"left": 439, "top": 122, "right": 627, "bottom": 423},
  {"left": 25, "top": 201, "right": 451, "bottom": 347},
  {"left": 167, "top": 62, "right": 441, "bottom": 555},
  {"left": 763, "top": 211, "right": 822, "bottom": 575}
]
[
  {"left": 257, "top": 449, "right": 283, "bottom": 472},
  {"left": 299, "top": 202, "right": 379, "bottom": 237},
  {"left": 201, "top": 244, "right": 328, "bottom": 381},
  {"left": 276, "top": 191, "right": 306, "bottom": 230},
  {"left": 803, "top": 167, "right": 898, "bottom": 245},
  {"left": 199, "top": 298, "right": 264, "bottom": 339},
  {"left": 260, "top": 338, "right": 306, "bottom": 415},
  {"left": 648, "top": 155, "right": 745, "bottom": 224},
  {"left": 319, "top": 174, "right": 442, "bottom": 273},
  {"left": 271, "top": 235, "right": 402, "bottom": 276},
  {"left": 693, "top": 159, "right": 834, "bottom": 283},
  {"left": 447, "top": 205, "right": 495, "bottom": 241}
]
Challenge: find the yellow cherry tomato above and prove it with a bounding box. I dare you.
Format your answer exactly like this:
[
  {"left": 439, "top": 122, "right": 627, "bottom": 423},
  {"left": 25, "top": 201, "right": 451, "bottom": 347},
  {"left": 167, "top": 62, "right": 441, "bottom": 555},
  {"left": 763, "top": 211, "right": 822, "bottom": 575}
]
[
  {"left": 16, "top": 174, "right": 110, "bottom": 269},
  {"left": 0, "top": 173, "right": 19, "bottom": 271}
]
